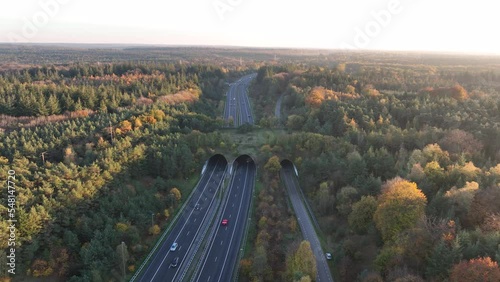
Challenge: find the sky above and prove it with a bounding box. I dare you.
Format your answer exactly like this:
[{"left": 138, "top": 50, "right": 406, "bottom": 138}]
[{"left": 0, "top": 0, "right": 499, "bottom": 54}]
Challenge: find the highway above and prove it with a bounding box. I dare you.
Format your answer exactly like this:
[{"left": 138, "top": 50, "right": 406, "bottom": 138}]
[
  {"left": 192, "top": 156, "right": 256, "bottom": 282},
  {"left": 135, "top": 155, "right": 227, "bottom": 282},
  {"left": 275, "top": 94, "right": 283, "bottom": 119},
  {"left": 223, "top": 73, "right": 256, "bottom": 127},
  {"left": 281, "top": 161, "right": 334, "bottom": 282}
]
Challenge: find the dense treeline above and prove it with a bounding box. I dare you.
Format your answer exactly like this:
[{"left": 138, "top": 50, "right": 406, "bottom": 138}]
[
  {"left": 255, "top": 65, "right": 500, "bottom": 161},
  {"left": 249, "top": 63, "right": 500, "bottom": 281},
  {"left": 239, "top": 155, "right": 304, "bottom": 281},
  {"left": 2, "top": 49, "right": 500, "bottom": 282},
  {"left": 0, "top": 62, "right": 226, "bottom": 117},
  {"left": 0, "top": 63, "right": 232, "bottom": 281}
]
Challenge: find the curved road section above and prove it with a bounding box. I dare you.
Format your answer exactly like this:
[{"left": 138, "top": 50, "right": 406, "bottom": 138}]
[
  {"left": 135, "top": 155, "right": 228, "bottom": 282},
  {"left": 223, "top": 73, "right": 256, "bottom": 127},
  {"left": 192, "top": 155, "right": 256, "bottom": 282},
  {"left": 281, "top": 160, "right": 334, "bottom": 282}
]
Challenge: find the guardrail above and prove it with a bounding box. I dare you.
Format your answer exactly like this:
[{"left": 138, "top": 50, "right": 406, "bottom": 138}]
[
  {"left": 282, "top": 167, "right": 334, "bottom": 282},
  {"left": 232, "top": 170, "right": 256, "bottom": 282},
  {"left": 130, "top": 165, "right": 209, "bottom": 282},
  {"left": 189, "top": 164, "right": 237, "bottom": 282},
  {"left": 177, "top": 167, "right": 227, "bottom": 281},
  {"left": 292, "top": 175, "right": 321, "bottom": 232}
]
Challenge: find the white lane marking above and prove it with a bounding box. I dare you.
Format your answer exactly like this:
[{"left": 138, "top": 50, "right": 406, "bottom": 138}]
[
  {"left": 148, "top": 160, "right": 222, "bottom": 281},
  {"left": 170, "top": 168, "right": 228, "bottom": 282},
  {"left": 194, "top": 164, "right": 248, "bottom": 281},
  {"left": 216, "top": 165, "right": 251, "bottom": 282}
]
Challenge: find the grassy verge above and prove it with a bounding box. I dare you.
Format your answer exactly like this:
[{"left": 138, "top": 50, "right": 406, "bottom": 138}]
[
  {"left": 279, "top": 175, "right": 305, "bottom": 245},
  {"left": 217, "top": 128, "right": 286, "bottom": 161},
  {"left": 130, "top": 172, "right": 201, "bottom": 281},
  {"left": 241, "top": 177, "right": 261, "bottom": 257}
]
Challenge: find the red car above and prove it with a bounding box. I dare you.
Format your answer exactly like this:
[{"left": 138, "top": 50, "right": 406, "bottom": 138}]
[{"left": 221, "top": 219, "right": 228, "bottom": 226}]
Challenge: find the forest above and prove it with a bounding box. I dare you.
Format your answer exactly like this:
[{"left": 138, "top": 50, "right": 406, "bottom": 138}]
[
  {"left": 0, "top": 53, "right": 240, "bottom": 281},
  {"left": 242, "top": 59, "right": 500, "bottom": 281},
  {"left": 1, "top": 45, "right": 500, "bottom": 281}
]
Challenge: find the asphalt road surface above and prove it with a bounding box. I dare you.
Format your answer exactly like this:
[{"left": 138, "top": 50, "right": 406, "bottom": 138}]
[
  {"left": 275, "top": 94, "right": 283, "bottom": 119},
  {"left": 281, "top": 163, "right": 334, "bottom": 282},
  {"left": 223, "top": 73, "right": 256, "bottom": 127},
  {"left": 192, "top": 160, "right": 256, "bottom": 282},
  {"left": 136, "top": 157, "right": 227, "bottom": 282}
]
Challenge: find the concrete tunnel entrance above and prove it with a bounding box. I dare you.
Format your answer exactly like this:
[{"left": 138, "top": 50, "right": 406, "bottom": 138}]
[
  {"left": 202, "top": 154, "right": 228, "bottom": 174},
  {"left": 280, "top": 159, "right": 298, "bottom": 176},
  {"left": 233, "top": 154, "right": 255, "bottom": 168}
]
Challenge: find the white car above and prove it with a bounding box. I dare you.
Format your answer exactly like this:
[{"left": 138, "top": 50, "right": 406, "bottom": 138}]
[
  {"left": 326, "top": 253, "right": 332, "bottom": 260},
  {"left": 170, "top": 242, "right": 178, "bottom": 251}
]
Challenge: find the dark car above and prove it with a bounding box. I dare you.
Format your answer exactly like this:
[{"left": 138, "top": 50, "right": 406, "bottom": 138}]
[{"left": 170, "top": 257, "right": 179, "bottom": 268}]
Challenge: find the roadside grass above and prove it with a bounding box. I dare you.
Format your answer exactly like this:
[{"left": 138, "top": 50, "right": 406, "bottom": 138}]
[
  {"left": 131, "top": 172, "right": 201, "bottom": 281},
  {"left": 241, "top": 177, "right": 262, "bottom": 258},
  {"left": 216, "top": 128, "right": 286, "bottom": 163}
]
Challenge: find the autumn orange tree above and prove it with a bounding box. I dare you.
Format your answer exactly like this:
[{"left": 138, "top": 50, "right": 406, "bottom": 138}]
[
  {"left": 374, "top": 177, "right": 427, "bottom": 242},
  {"left": 423, "top": 84, "right": 469, "bottom": 101},
  {"left": 449, "top": 257, "right": 500, "bottom": 282}
]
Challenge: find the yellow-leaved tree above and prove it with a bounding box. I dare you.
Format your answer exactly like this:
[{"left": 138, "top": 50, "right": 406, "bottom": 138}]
[
  {"left": 286, "top": 240, "right": 316, "bottom": 281},
  {"left": 374, "top": 177, "right": 427, "bottom": 242}
]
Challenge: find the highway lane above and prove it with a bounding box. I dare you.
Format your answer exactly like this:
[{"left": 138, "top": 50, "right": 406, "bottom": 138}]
[
  {"left": 275, "top": 94, "right": 283, "bottom": 119},
  {"left": 241, "top": 74, "right": 255, "bottom": 125},
  {"left": 192, "top": 159, "right": 256, "bottom": 282},
  {"left": 281, "top": 162, "right": 334, "bottom": 282},
  {"left": 223, "top": 73, "right": 256, "bottom": 127},
  {"left": 136, "top": 156, "right": 227, "bottom": 282},
  {"left": 223, "top": 82, "right": 237, "bottom": 127},
  {"left": 238, "top": 80, "right": 254, "bottom": 125}
]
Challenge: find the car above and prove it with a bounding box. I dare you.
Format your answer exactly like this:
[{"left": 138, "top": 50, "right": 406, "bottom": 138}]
[
  {"left": 221, "top": 219, "right": 228, "bottom": 226},
  {"left": 170, "top": 257, "right": 179, "bottom": 268},
  {"left": 195, "top": 203, "right": 200, "bottom": 210},
  {"left": 326, "top": 252, "right": 332, "bottom": 260},
  {"left": 170, "top": 242, "right": 178, "bottom": 251}
]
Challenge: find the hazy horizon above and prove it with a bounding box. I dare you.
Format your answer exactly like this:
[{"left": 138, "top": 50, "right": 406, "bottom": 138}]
[{"left": 1, "top": 0, "right": 499, "bottom": 55}]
